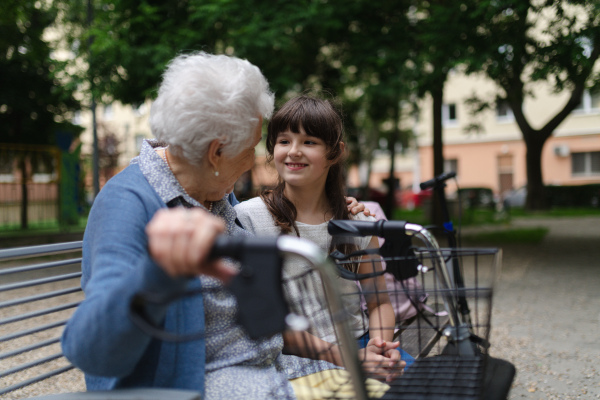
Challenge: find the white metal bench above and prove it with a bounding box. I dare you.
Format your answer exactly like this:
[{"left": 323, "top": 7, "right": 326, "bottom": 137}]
[{"left": 0, "top": 241, "right": 201, "bottom": 400}]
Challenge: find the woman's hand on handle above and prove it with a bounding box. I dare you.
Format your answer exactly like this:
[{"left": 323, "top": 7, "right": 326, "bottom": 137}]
[{"left": 146, "top": 207, "right": 237, "bottom": 283}]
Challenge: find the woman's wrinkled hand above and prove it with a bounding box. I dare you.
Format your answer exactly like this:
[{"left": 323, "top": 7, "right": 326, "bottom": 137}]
[
  {"left": 146, "top": 207, "right": 236, "bottom": 283},
  {"left": 360, "top": 337, "right": 404, "bottom": 383}
]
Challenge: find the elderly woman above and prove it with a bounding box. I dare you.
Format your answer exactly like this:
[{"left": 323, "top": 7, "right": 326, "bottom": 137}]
[{"left": 61, "top": 53, "right": 373, "bottom": 399}]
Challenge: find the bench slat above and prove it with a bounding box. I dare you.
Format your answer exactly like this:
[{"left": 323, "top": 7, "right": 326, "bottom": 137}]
[
  {"left": 0, "top": 272, "right": 82, "bottom": 293},
  {"left": 0, "top": 365, "right": 75, "bottom": 397},
  {"left": 0, "top": 301, "right": 81, "bottom": 326},
  {"left": 0, "top": 338, "right": 61, "bottom": 361},
  {"left": 0, "top": 320, "right": 67, "bottom": 343},
  {"left": 0, "top": 258, "right": 83, "bottom": 277},
  {"left": 0, "top": 287, "right": 81, "bottom": 309},
  {"left": 0, "top": 353, "right": 65, "bottom": 378},
  {"left": 0, "top": 242, "right": 83, "bottom": 261}
]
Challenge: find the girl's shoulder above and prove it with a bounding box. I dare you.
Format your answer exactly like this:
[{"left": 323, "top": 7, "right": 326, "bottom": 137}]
[
  {"left": 234, "top": 197, "right": 276, "bottom": 234},
  {"left": 233, "top": 196, "right": 266, "bottom": 212}
]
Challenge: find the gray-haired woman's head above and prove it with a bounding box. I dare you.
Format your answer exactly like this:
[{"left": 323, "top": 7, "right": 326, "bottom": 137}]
[{"left": 150, "top": 52, "right": 274, "bottom": 164}]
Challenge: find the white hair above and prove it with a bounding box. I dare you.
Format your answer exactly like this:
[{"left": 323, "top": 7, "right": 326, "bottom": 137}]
[{"left": 149, "top": 52, "right": 274, "bottom": 164}]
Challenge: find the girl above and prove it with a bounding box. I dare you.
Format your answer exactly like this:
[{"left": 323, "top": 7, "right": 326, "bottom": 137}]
[{"left": 235, "top": 95, "right": 411, "bottom": 382}]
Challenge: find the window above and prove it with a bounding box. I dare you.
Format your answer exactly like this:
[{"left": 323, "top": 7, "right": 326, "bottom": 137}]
[
  {"left": 572, "top": 90, "right": 600, "bottom": 114},
  {"left": 572, "top": 151, "right": 600, "bottom": 176},
  {"left": 443, "top": 103, "right": 458, "bottom": 126},
  {"left": 103, "top": 104, "right": 114, "bottom": 120},
  {"left": 73, "top": 110, "right": 82, "bottom": 125},
  {"left": 496, "top": 101, "right": 514, "bottom": 122},
  {"left": 133, "top": 103, "right": 147, "bottom": 116},
  {"left": 135, "top": 134, "right": 146, "bottom": 153},
  {"left": 497, "top": 154, "right": 514, "bottom": 194},
  {"left": 444, "top": 159, "right": 458, "bottom": 175}
]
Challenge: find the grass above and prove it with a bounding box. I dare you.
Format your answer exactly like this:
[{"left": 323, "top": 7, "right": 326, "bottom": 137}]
[
  {"left": 460, "top": 227, "right": 549, "bottom": 245},
  {"left": 392, "top": 207, "right": 508, "bottom": 226},
  {"left": 507, "top": 207, "right": 600, "bottom": 218},
  {"left": 0, "top": 205, "right": 596, "bottom": 242},
  {"left": 0, "top": 216, "right": 88, "bottom": 238},
  {"left": 392, "top": 208, "right": 429, "bottom": 225},
  {"left": 394, "top": 205, "right": 600, "bottom": 226}
]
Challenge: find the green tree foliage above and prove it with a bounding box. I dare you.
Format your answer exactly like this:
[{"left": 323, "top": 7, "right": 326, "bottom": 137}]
[
  {"left": 79, "top": 0, "right": 414, "bottom": 102},
  {"left": 0, "top": 0, "right": 81, "bottom": 145},
  {"left": 63, "top": 0, "right": 600, "bottom": 213},
  {"left": 1, "top": 0, "right": 83, "bottom": 229},
  {"left": 75, "top": 0, "right": 350, "bottom": 104},
  {"left": 466, "top": 0, "right": 600, "bottom": 209},
  {"left": 75, "top": 0, "right": 418, "bottom": 215}
]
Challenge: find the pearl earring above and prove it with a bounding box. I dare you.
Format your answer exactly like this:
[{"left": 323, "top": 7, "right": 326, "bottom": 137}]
[{"left": 214, "top": 170, "right": 219, "bottom": 177}]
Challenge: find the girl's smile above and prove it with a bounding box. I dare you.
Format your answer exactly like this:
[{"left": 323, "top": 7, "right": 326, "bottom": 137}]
[{"left": 285, "top": 162, "right": 308, "bottom": 170}]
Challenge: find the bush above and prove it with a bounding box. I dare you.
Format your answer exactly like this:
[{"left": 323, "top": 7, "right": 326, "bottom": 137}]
[
  {"left": 461, "top": 227, "right": 549, "bottom": 245},
  {"left": 545, "top": 184, "right": 600, "bottom": 208}
]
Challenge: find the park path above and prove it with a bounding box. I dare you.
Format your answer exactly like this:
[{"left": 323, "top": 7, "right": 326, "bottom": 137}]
[
  {"left": 2, "top": 217, "right": 599, "bottom": 399},
  {"left": 468, "top": 216, "right": 600, "bottom": 399}
]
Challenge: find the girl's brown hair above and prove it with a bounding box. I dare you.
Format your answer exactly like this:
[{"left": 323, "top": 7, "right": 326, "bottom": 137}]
[{"left": 260, "top": 95, "right": 358, "bottom": 269}]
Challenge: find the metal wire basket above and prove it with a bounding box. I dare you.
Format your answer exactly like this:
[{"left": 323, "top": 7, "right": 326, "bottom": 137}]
[
  {"left": 323, "top": 220, "right": 503, "bottom": 400},
  {"left": 129, "top": 227, "right": 507, "bottom": 400}
]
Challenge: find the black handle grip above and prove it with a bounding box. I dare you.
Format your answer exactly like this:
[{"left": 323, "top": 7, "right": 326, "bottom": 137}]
[
  {"left": 209, "top": 235, "right": 279, "bottom": 261},
  {"left": 132, "top": 234, "right": 286, "bottom": 342},
  {"left": 328, "top": 220, "right": 407, "bottom": 238},
  {"left": 419, "top": 171, "right": 456, "bottom": 190}
]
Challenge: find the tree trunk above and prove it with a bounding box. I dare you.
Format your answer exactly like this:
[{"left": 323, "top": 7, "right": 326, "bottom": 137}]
[
  {"left": 361, "top": 150, "right": 374, "bottom": 201},
  {"left": 385, "top": 102, "right": 400, "bottom": 218},
  {"left": 524, "top": 133, "right": 548, "bottom": 210},
  {"left": 19, "top": 155, "right": 28, "bottom": 229},
  {"left": 431, "top": 83, "right": 445, "bottom": 227}
]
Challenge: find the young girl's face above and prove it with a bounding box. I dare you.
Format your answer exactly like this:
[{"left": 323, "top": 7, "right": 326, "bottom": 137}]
[{"left": 273, "top": 126, "right": 332, "bottom": 190}]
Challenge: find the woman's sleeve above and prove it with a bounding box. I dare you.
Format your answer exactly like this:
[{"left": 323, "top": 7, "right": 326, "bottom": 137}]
[{"left": 61, "top": 183, "right": 188, "bottom": 377}]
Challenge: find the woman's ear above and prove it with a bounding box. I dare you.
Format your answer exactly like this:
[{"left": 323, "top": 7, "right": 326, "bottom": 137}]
[{"left": 207, "top": 139, "right": 223, "bottom": 171}]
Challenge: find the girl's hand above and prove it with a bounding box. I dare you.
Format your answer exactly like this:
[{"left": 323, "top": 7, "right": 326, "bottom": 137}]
[
  {"left": 345, "top": 197, "right": 372, "bottom": 217},
  {"left": 146, "top": 207, "right": 237, "bottom": 283},
  {"left": 360, "top": 337, "right": 404, "bottom": 382}
]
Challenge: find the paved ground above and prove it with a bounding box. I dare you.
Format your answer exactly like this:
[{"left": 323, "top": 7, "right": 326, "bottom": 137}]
[
  {"left": 463, "top": 216, "right": 600, "bottom": 399},
  {"left": 3, "top": 216, "right": 599, "bottom": 399}
]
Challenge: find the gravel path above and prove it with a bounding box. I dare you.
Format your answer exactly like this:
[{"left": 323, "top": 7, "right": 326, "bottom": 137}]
[{"left": 463, "top": 216, "right": 600, "bottom": 399}]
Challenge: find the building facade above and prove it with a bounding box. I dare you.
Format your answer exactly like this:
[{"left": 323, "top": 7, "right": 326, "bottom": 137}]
[
  {"left": 413, "top": 70, "right": 600, "bottom": 199},
  {"left": 76, "top": 69, "right": 600, "bottom": 204}
]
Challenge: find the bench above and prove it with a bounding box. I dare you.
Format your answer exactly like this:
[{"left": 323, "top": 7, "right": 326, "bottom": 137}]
[
  {"left": 0, "top": 241, "right": 201, "bottom": 400},
  {"left": 0, "top": 241, "right": 84, "bottom": 398},
  {"left": 0, "top": 240, "right": 447, "bottom": 399}
]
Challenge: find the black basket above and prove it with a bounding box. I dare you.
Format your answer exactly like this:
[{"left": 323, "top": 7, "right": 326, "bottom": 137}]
[{"left": 324, "top": 246, "right": 502, "bottom": 399}]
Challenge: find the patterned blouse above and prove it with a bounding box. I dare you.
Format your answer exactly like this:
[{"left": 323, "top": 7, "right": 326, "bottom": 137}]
[{"left": 132, "top": 140, "right": 335, "bottom": 399}]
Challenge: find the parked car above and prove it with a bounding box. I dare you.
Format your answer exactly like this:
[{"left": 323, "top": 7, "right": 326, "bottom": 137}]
[
  {"left": 398, "top": 186, "right": 432, "bottom": 210},
  {"left": 347, "top": 187, "right": 397, "bottom": 207},
  {"left": 455, "top": 187, "right": 497, "bottom": 210},
  {"left": 503, "top": 186, "right": 527, "bottom": 209}
]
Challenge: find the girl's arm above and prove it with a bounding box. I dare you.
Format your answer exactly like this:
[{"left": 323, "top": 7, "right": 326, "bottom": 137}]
[
  {"left": 360, "top": 236, "right": 396, "bottom": 343},
  {"left": 284, "top": 329, "right": 404, "bottom": 382},
  {"left": 283, "top": 331, "right": 343, "bottom": 366}
]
